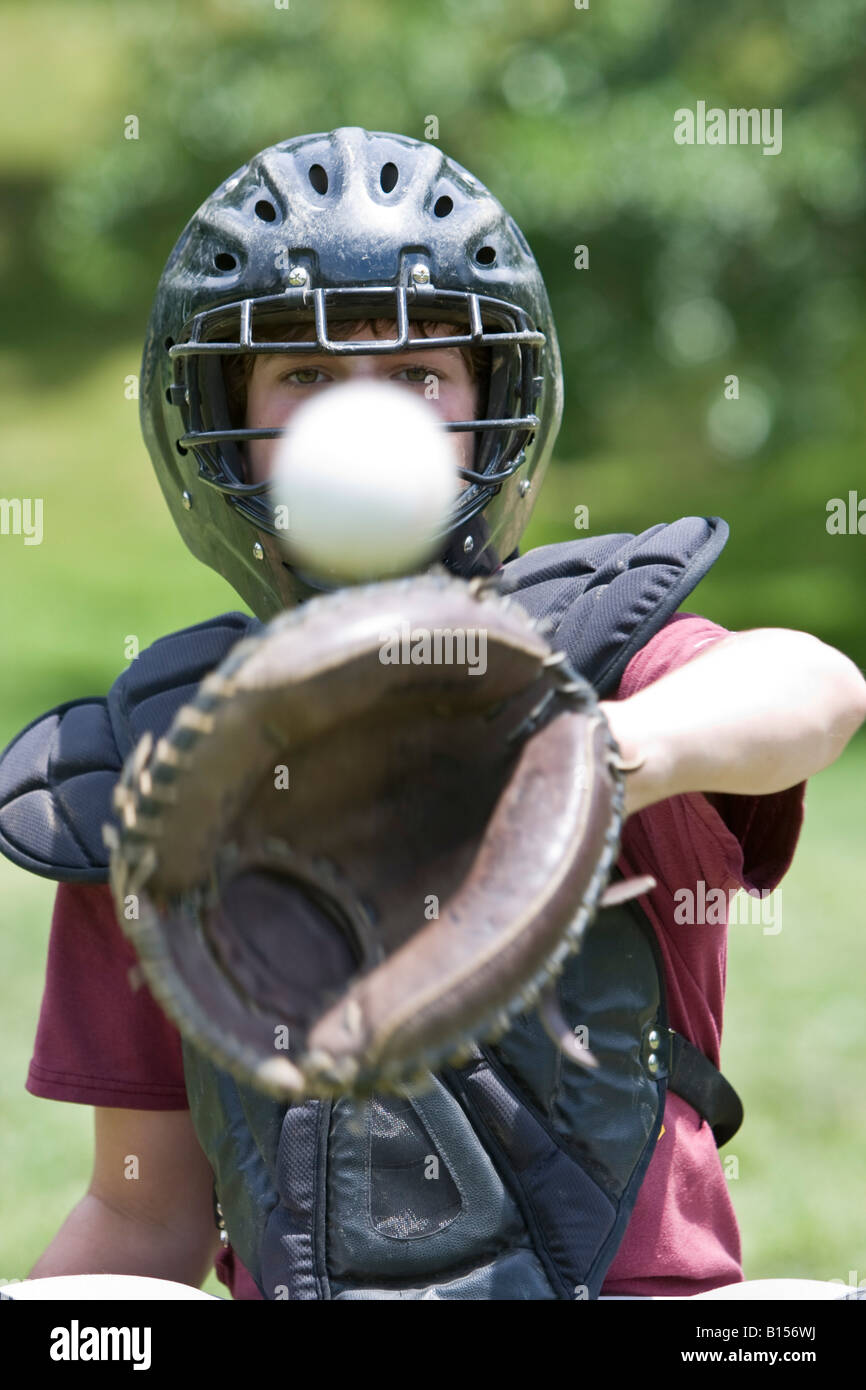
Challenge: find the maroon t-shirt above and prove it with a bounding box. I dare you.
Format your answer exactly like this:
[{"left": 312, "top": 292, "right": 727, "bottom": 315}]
[{"left": 24, "top": 613, "right": 805, "bottom": 1298}]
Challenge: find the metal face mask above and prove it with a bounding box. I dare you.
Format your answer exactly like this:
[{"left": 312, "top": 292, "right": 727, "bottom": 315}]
[{"left": 140, "top": 127, "right": 563, "bottom": 617}]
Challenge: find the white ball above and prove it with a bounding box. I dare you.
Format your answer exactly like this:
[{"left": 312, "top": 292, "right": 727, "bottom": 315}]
[{"left": 269, "top": 379, "right": 461, "bottom": 583}]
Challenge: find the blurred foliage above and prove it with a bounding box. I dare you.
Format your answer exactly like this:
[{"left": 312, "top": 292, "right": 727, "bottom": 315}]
[{"left": 0, "top": 0, "right": 864, "bottom": 667}]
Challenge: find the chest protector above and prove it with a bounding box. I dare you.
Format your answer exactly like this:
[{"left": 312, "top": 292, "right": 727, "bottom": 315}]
[{"left": 0, "top": 517, "right": 741, "bottom": 1299}]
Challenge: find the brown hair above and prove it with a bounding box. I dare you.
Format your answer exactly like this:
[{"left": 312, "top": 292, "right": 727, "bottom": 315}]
[{"left": 222, "top": 317, "right": 489, "bottom": 426}]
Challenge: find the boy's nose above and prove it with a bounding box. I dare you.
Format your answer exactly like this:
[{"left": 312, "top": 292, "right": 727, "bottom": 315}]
[{"left": 344, "top": 355, "right": 385, "bottom": 379}]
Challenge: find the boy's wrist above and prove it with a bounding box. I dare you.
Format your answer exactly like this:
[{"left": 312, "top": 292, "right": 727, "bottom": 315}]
[{"left": 600, "top": 701, "right": 677, "bottom": 817}]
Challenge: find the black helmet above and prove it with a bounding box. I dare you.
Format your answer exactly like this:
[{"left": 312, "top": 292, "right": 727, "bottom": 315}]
[{"left": 140, "top": 126, "right": 563, "bottom": 617}]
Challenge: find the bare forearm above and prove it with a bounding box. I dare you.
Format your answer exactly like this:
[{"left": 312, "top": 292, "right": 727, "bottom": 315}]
[
  {"left": 28, "top": 1191, "right": 218, "bottom": 1288},
  {"left": 600, "top": 628, "right": 866, "bottom": 816}
]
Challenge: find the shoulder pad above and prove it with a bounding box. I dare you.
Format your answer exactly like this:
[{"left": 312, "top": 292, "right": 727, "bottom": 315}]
[
  {"left": 499, "top": 516, "right": 728, "bottom": 696},
  {"left": 0, "top": 612, "right": 259, "bottom": 883}
]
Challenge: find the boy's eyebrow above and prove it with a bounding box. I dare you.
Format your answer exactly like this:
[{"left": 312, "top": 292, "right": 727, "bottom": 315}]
[{"left": 257, "top": 342, "right": 464, "bottom": 365}]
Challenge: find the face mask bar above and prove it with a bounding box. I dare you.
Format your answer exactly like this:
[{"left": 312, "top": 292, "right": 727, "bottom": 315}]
[{"left": 167, "top": 284, "right": 545, "bottom": 538}]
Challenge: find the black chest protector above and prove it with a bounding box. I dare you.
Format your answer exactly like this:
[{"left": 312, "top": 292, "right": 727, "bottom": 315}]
[{"left": 0, "top": 517, "right": 741, "bottom": 1299}]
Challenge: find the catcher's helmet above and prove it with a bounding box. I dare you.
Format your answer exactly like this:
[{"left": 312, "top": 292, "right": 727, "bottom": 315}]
[{"left": 140, "top": 126, "right": 563, "bottom": 617}]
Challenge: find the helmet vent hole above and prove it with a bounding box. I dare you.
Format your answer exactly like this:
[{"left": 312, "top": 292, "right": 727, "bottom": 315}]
[
  {"left": 476, "top": 245, "right": 496, "bottom": 266},
  {"left": 214, "top": 252, "right": 238, "bottom": 272},
  {"left": 255, "top": 199, "right": 277, "bottom": 222},
  {"left": 308, "top": 164, "right": 329, "bottom": 195},
  {"left": 434, "top": 195, "right": 453, "bottom": 218},
  {"left": 175, "top": 440, "right": 189, "bottom": 456},
  {"left": 380, "top": 162, "right": 399, "bottom": 193}
]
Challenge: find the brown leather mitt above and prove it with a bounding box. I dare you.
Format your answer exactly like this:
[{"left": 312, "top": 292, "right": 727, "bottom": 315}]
[{"left": 105, "top": 570, "right": 651, "bottom": 1101}]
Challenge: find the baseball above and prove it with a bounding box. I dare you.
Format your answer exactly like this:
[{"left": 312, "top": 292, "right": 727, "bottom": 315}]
[{"left": 269, "top": 378, "right": 461, "bottom": 583}]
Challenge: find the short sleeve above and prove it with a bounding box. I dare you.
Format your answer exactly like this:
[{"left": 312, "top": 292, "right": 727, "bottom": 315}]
[
  {"left": 26, "top": 881, "right": 189, "bottom": 1109},
  {"left": 615, "top": 613, "right": 806, "bottom": 894}
]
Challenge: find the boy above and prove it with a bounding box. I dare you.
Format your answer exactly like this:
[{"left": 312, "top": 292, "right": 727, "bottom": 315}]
[{"left": 3, "top": 127, "right": 864, "bottom": 1299}]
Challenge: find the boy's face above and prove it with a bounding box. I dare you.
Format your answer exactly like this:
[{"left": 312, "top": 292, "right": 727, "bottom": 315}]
[{"left": 243, "top": 321, "right": 479, "bottom": 486}]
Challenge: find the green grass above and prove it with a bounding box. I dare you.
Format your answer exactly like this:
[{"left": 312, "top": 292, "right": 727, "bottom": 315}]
[
  {"left": 719, "top": 737, "right": 866, "bottom": 1288},
  {"left": 0, "top": 848, "right": 224, "bottom": 1298}
]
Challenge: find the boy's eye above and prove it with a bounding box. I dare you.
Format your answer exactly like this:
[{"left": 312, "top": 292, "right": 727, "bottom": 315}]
[
  {"left": 280, "top": 367, "right": 326, "bottom": 385},
  {"left": 397, "top": 365, "right": 437, "bottom": 384}
]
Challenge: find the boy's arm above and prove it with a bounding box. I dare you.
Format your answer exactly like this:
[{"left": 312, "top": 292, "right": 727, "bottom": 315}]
[
  {"left": 600, "top": 627, "right": 866, "bottom": 817},
  {"left": 28, "top": 1108, "right": 220, "bottom": 1288}
]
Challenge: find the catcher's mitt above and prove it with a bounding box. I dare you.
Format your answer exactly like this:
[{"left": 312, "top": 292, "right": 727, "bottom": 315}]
[{"left": 105, "top": 570, "right": 651, "bottom": 1101}]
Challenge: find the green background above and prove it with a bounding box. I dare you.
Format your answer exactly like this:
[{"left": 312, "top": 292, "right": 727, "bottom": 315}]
[{"left": 0, "top": 0, "right": 863, "bottom": 1296}]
